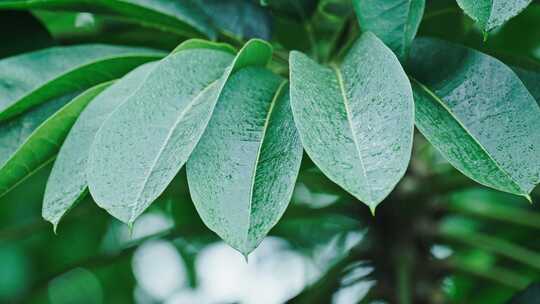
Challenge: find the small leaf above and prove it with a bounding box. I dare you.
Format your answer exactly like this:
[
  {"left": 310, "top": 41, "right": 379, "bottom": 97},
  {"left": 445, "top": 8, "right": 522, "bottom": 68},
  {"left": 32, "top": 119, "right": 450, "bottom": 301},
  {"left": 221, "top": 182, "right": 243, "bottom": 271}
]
[
  {"left": 0, "top": 44, "right": 163, "bottom": 121},
  {"left": 0, "top": 0, "right": 216, "bottom": 39},
  {"left": 455, "top": 0, "right": 533, "bottom": 33},
  {"left": 43, "top": 63, "right": 157, "bottom": 229},
  {"left": 289, "top": 32, "right": 414, "bottom": 212},
  {"left": 353, "top": 0, "right": 425, "bottom": 61},
  {"left": 0, "top": 82, "right": 112, "bottom": 198},
  {"left": 187, "top": 69, "right": 302, "bottom": 255},
  {"left": 87, "top": 39, "right": 272, "bottom": 224},
  {"left": 410, "top": 38, "right": 540, "bottom": 198}
]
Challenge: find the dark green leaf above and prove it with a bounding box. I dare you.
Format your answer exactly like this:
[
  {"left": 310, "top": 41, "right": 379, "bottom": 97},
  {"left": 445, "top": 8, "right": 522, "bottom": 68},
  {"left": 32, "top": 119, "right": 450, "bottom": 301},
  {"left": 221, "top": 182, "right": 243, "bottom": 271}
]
[
  {"left": 353, "top": 0, "right": 425, "bottom": 61},
  {"left": 289, "top": 32, "right": 414, "bottom": 213},
  {"left": 455, "top": 0, "right": 533, "bottom": 33},
  {"left": 43, "top": 63, "right": 157, "bottom": 229},
  {"left": 0, "top": 44, "right": 163, "bottom": 121},
  {"left": 187, "top": 70, "right": 302, "bottom": 255},
  {"left": 87, "top": 39, "right": 272, "bottom": 224},
  {"left": 0, "top": 82, "right": 111, "bottom": 198},
  {"left": 195, "top": 0, "right": 272, "bottom": 40},
  {"left": 0, "top": 10, "right": 55, "bottom": 58},
  {"left": 509, "top": 283, "right": 540, "bottom": 304},
  {"left": 0, "top": 0, "right": 216, "bottom": 39},
  {"left": 410, "top": 38, "right": 540, "bottom": 199}
]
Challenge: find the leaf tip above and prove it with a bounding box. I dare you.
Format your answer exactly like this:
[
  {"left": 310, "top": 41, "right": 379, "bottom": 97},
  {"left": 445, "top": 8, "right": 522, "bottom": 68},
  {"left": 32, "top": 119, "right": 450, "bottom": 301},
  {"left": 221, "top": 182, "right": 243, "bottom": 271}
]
[
  {"left": 243, "top": 253, "right": 250, "bottom": 263},
  {"left": 127, "top": 221, "right": 135, "bottom": 238},
  {"left": 52, "top": 222, "right": 59, "bottom": 235},
  {"left": 369, "top": 205, "right": 377, "bottom": 217},
  {"left": 525, "top": 194, "right": 533, "bottom": 204}
]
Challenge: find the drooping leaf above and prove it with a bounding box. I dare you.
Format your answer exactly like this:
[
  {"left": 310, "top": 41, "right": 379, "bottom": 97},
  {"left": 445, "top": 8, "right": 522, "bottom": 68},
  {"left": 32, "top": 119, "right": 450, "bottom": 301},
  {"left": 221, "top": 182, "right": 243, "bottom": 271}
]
[
  {"left": 353, "top": 0, "right": 425, "bottom": 61},
  {"left": 0, "top": 82, "right": 111, "bottom": 198},
  {"left": 87, "top": 39, "right": 272, "bottom": 224},
  {"left": 0, "top": 0, "right": 216, "bottom": 39},
  {"left": 43, "top": 63, "right": 157, "bottom": 229},
  {"left": 409, "top": 38, "right": 540, "bottom": 199},
  {"left": 0, "top": 10, "right": 55, "bottom": 59},
  {"left": 187, "top": 69, "right": 302, "bottom": 255},
  {"left": 0, "top": 44, "right": 163, "bottom": 121},
  {"left": 289, "top": 32, "right": 414, "bottom": 213},
  {"left": 194, "top": 0, "right": 272, "bottom": 40},
  {"left": 455, "top": 0, "right": 533, "bottom": 33}
]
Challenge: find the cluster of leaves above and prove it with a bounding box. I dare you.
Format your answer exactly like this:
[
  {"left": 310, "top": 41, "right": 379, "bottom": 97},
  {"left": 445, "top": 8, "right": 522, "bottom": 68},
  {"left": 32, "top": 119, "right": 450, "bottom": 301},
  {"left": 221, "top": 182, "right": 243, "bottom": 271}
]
[{"left": 1, "top": 0, "right": 539, "bottom": 261}]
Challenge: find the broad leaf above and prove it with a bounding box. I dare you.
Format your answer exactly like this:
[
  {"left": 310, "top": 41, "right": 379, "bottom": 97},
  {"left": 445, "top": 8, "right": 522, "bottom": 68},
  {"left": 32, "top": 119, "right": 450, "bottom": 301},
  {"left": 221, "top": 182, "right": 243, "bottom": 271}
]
[
  {"left": 353, "top": 0, "right": 425, "bottom": 61},
  {"left": 87, "top": 39, "right": 272, "bottom": 224},
  {"left": 43, "top": 63, "right": 156, "bottom": 229},
  {"left": 187, "top": 69, "right": 302, "bottom": 255},
  {"left": 289, "top": 32, "right": 414, "bottom": 213},
  {"left": 0, "top": 44, "right": 163, "bottom": 121},
  {"left": 455, "top": 0, "right": 533, "bottom": 33},
  {"left": 0, "top": 0, "right": 216, "bottom": 39},
  {"left": 410, "top": 38, "right": 540, "bottom": 198},
  {"left": 0, "top": 82, "right": 111, "bottom": 198}
]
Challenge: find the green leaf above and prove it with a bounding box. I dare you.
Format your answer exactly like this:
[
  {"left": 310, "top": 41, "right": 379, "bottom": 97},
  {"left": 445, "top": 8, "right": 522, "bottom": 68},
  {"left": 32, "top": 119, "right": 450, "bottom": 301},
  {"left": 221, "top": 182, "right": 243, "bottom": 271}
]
[
  {"left": 194, "top": 0, "right": 272, "bottom": 40},
  {"left": 410, "top": 38, "right": 540, "bottom": 198},
  {"left": 455, "top": 0, "right": 533, "bottom": 33},
  {"left": 353, "top": 0, "right": 425, "bottom": 61},
  {"left": 43, "top": 63, "right": 157, "bottom": 229},
  {"left": 289, "top": 32, "right": 414, "bottom": 213},
  {"left": 87, "top": 39, "right": 272, "bottom": 224},
  {"left": 0, "top": 0, "right": 216, "bottom": 39},
  {"left": 0, "top": 10, "right": 55, "bottom": 59},
  {"left": 187, "top": 70, "right": 302, "bottom": 255},
  {"left": 0, "top": 44, "right": 163, "bottom": 121},
  {"left": 0, "top": 82, "right": 111, "bottom": 198}
]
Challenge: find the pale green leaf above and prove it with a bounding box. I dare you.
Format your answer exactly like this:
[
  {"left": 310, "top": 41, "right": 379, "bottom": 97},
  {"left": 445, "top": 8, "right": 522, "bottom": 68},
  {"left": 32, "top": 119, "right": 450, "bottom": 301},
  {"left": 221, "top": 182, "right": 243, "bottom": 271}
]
[
  {"left": 0, "top": 82, "right": 112, "bottom": 198},
  {"left": 43, "top": 63, "right": 157, "bottom": 229},
  {"left": 353, "top": 0, "right": 425, "bottom": 60},
  {"left": 0, "top": 0, "right": 216, "bottom": 38},
  {"left": 0, "top": 44, "right": 163, "bottom": 121},
  {"left": 410, "top": 38, "right": 540, "bottom": 198},
  {"left": 455, "top": 0, "right": 533, "bottom": 32},
  {"left": 289, "top": 32, "right": 414, "bottom": 213},
  {"left": 187, "top": 69, "right": 302, "bottom": 255},
  {"left": 87, "top": 39, "right": 273, "bottom": 224}
]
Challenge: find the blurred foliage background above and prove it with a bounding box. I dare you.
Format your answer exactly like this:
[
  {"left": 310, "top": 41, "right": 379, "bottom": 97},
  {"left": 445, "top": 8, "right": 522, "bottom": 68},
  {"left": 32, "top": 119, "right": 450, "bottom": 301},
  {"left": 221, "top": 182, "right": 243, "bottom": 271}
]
[{"left": 1, "top": 0, "right": 540, "bottom": 303}]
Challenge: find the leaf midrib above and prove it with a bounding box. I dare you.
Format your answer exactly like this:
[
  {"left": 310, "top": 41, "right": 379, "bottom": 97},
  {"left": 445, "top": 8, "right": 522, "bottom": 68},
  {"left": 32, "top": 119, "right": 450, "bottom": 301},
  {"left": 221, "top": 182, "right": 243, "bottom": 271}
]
[
  {"left": 127, "top": 79, "right": 220, "bottom": 223},
  {"left": 412, "top": 77, "right": 527, "bottom": 196},
  {"left": 331, "top": 64, "right": 375, "bottom": 204},
  {"left": 244, "top": 80, "right": 287, "bottom": 250}
]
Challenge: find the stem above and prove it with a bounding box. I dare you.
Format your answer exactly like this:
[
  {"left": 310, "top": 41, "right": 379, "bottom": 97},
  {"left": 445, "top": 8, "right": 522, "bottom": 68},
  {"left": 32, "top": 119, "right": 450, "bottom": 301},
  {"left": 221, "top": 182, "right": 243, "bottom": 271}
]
[{"left": 396, "top": 252, "right": 413, "bottom": 304}]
